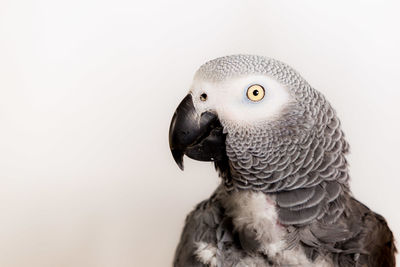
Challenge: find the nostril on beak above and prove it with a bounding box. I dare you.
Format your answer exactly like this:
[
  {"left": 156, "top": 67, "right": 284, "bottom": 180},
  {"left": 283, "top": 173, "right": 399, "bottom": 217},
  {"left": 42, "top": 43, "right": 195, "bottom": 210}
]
[{"left": 200, "top": 93, "right": 207, "bottom": 101}]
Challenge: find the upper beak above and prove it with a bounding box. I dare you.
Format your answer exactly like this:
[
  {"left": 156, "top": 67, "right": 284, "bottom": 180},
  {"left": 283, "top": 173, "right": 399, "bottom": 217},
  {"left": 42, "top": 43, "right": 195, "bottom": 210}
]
[{"left": 169, "top": 94, "right": 225, "bottom": 170}]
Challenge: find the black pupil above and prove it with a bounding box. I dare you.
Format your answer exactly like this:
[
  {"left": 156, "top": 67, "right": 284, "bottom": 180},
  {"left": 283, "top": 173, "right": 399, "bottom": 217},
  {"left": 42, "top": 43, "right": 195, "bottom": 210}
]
[
  {"left": 200, "top": 93, "right": 207, "bottom": 100},
  {"left": 252, "top": 90, "right": 259, "bottom": 96}
]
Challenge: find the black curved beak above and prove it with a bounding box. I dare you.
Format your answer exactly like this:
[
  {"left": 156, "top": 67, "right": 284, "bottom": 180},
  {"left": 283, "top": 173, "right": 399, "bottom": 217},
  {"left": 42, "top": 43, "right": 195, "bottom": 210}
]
[{"left": 169, "top": 94, "right": 226, "bottom": 170}]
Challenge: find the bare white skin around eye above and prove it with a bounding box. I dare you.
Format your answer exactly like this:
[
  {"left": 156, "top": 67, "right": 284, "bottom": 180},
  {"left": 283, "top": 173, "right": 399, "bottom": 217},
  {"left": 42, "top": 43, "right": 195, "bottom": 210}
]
[{"left": 190, "top": 74, "right": 292, "bottom": 126}]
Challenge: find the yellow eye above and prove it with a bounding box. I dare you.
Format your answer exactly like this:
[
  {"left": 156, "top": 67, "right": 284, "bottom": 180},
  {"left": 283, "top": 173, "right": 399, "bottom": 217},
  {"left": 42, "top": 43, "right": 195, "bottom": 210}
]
[{"left": 247, "top": 84, "right": 265, "bottom": 102}]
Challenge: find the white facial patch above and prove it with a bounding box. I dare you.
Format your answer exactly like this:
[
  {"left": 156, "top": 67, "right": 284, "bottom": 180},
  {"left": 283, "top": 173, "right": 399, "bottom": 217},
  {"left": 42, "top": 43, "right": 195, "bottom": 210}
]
[{"left": 190, "top": 74, "right": 292, "bottom": 127}]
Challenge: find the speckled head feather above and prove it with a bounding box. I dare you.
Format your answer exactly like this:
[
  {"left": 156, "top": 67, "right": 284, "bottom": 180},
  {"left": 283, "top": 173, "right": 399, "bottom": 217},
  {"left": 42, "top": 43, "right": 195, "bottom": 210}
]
[
  {"left": 196, "top": 54, "right": 302, "bottom": 83},
  {"left": 191, "top": 55, "right": 350, "bottom": 226}
]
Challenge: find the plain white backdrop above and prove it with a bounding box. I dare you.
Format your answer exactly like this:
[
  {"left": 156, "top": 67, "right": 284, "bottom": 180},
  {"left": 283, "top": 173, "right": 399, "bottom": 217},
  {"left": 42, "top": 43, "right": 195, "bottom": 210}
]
[{"left": 0, "top": 1, "right": 399, "bottom": 266}]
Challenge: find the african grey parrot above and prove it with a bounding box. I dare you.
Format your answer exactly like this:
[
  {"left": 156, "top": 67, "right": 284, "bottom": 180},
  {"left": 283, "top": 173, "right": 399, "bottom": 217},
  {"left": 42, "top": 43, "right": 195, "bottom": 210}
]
[{"left": 168, "top": 55, "right": 396, "bottom": 267}]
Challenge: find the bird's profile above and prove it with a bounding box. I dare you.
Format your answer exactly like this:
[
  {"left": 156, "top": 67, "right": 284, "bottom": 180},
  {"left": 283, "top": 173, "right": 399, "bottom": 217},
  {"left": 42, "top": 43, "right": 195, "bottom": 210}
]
[{"left": 169, "top": 55, "right": 396, "bottom": 266}]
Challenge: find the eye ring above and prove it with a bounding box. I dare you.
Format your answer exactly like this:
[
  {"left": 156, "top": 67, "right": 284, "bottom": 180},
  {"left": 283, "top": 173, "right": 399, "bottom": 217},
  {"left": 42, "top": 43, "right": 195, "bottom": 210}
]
[
  {"left": 200, "top": 93, "right": 207, "bottom": 101},
  {"left": 247, "top": 84, "right": 265, "bottom": 102}
]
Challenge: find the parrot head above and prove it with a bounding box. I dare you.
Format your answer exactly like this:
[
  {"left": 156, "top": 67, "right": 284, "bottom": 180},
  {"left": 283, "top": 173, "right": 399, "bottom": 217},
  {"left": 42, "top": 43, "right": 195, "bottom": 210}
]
[{"left": 169, "top": 55, "right": 348, "bottom": 195}]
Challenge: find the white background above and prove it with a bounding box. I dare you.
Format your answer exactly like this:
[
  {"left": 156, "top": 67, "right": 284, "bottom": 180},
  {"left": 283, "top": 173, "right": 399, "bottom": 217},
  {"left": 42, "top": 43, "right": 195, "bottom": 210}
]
[{"left": 0, "top": 1, "right": 399, "bottom": 266}]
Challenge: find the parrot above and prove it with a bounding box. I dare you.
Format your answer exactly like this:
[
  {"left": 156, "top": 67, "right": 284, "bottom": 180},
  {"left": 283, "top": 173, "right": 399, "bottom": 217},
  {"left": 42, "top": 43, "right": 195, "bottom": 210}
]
[{"left": 168, "top": 55, "right": 396, "bottom": 267}]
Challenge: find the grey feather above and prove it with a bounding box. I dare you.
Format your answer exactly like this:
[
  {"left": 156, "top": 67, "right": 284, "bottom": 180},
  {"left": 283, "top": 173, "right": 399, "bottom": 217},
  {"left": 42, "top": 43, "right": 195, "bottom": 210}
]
[
  {"left": 278, "top": 202, "right": 323, "bottom": 225},
  {"left": 275, "top": 187, "right": 314, "bottom": 208}
]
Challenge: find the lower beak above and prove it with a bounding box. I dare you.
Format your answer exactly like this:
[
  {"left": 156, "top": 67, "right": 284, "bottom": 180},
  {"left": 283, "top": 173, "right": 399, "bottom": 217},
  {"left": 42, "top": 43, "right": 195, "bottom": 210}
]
[{"left": 168, "top": 94, "right": 225, "bottom": 170}]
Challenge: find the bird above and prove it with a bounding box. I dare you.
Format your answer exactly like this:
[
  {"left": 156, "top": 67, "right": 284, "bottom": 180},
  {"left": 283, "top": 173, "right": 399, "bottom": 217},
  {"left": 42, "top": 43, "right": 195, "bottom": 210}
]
[{"left": 168, "top": 55, "right": 396, "bottom": 267}]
